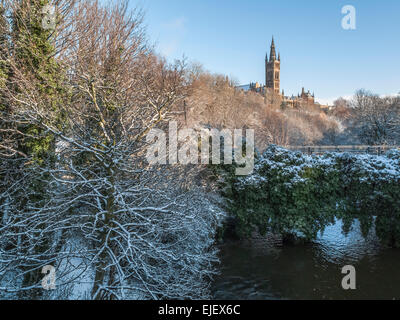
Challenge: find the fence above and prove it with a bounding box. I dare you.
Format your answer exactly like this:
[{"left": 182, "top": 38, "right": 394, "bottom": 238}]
[{"left": 285, "top": 145, "right": 399, "bottom": 156}]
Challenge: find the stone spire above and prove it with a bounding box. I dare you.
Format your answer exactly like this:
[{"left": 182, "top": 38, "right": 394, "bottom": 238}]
[{"left": 270, "top": 36, "right": 277, "bottom": 62}]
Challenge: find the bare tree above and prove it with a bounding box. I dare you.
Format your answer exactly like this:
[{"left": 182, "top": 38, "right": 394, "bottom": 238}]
[
  {"left": 352, "top": 89, "right": 400, "bottom": 145},
  {"left": 0, "top": 0, "right": 222, "bottom": 300}
]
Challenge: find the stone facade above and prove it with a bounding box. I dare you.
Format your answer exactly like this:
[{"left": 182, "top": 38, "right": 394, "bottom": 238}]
[{"left": 265, "top": 37, "right": 280, "bottom": 94}]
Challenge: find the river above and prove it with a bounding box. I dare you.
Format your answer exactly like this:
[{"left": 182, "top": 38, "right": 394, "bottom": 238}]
[{"left": 212, "top": 219, "right": 400, "bottom": 300}]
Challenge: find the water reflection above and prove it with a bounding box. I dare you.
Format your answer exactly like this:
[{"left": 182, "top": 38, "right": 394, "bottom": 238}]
[{"left": 212, "top": 219, "right": 400, "bottom": 300}]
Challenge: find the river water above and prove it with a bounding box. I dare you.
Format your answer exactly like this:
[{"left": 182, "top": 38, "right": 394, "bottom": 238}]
[{"left": 212, "top": 220, "right": 400, "bottom": 300}]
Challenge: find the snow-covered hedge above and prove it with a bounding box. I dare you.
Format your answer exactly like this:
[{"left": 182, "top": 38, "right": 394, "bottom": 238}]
[{"left": 225, "top": 145, "right": 400, "bottom": 246}]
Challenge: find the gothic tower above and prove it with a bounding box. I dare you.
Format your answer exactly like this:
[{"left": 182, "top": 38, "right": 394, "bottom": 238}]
[{"left": 265, "top": 37, "right": 280, "bottom": 94}]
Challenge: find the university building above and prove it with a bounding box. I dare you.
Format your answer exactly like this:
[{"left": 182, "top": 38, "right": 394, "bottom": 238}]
[{"left": 238, "top": 37, "right": 329, "bottom": 110}]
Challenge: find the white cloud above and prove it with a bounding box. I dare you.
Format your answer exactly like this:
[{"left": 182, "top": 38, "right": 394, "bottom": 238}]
[
  {"left": 159, "top": 17, "right": 187, "bottom": 58},
  {"left": 164, "top": 17, "right": 186, "bottom": 31},
  {"left": 160, "top": 40, "right": 179, "bottom": 57},
  {"left": 316, "top": 95, "right": 353, "bottom": 106},
  {"left": 316, "top": 92, "right": 399, "bottom": 106},
  {"left": 381, "top": 92, "right": 400, "bottom": 98}
]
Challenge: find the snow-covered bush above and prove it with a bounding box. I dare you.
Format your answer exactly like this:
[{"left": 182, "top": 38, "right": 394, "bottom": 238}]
[
  {"left": 335, "top": 150, "right": 400, "bottom": 246},
  {"left": 225, "top": 145, "right": 400, "bottom": 246},
  {"left": 227, "top": 145, "right": 339, "bottom": 241}
]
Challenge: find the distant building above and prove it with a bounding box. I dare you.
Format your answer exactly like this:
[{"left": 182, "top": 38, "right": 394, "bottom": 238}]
[
  {"left": 237, "top": 37, "right": 330, "bottom": 110},
  {"left": 265, "top": 37, "right": 280, "bottom": 94},
  {"left": 236, "top": 84, "right": 251, "bottom": 91}
]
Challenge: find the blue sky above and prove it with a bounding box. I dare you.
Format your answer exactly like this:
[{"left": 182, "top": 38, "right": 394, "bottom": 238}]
[{"left": 136, "top": 0, "right": 399, "bottom": 104}]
